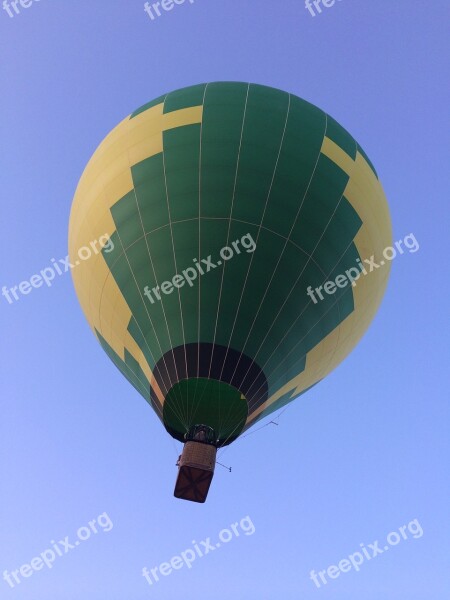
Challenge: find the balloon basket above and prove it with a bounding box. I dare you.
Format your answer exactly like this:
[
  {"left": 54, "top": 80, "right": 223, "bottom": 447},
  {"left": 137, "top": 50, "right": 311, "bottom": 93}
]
[{"left": 174, "top": 441, "right": 217, "bottom": 503}]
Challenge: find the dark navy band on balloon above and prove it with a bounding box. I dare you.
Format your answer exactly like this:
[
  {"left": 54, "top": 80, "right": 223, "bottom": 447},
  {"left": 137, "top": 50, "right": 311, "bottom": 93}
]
[{"left": 151, "top": 343, "right": 268, "bottom": 411}]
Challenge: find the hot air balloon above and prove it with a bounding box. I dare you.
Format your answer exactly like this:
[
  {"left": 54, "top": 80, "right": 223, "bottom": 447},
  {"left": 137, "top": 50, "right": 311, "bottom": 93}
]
[{"left": 69, "top": 82, "right": 392, "bottom": 503}]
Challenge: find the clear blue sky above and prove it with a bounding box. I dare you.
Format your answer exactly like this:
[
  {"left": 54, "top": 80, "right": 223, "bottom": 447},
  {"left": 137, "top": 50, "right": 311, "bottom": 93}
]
[{"left": 1, "top": 1, "right": 449, "bottom": 599}]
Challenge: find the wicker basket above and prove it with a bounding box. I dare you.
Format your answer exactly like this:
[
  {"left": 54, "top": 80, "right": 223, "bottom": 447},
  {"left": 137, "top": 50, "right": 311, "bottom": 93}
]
[
  {"left": 174, "top": 442, "right": 217, "bottom": 503},
  {"left": 179, "top": 441, "right": 217, "bottom": 470}
]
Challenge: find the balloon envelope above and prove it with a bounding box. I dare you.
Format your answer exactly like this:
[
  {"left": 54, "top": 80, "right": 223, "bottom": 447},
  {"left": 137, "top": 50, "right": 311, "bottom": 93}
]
[{"left": 69, "top": 82, "right": 392, "bottom": 447}]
